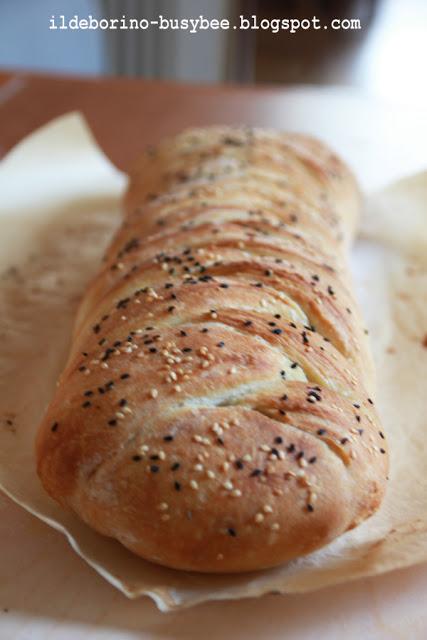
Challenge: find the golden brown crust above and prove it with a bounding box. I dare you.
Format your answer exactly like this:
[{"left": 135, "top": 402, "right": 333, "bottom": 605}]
[{"left": 36, "top": 126, "right": 388, "bottom": 572}]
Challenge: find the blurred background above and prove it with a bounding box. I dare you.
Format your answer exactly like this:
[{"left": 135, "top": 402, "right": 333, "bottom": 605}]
[{"left": 0, "top": 0, "right": 426, "bottom": 107}]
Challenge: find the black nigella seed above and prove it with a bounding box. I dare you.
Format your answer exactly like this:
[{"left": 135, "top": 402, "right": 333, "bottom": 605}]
[
  {"left": 272, "top": 328, "right": 282, "bottom": 335},
  {"left": 380, "top": 448, "right": 386, "bottom": 454},
  {"left": 217, "top": 341, "right": 225, "bottom": 348},
  {"left": 307, "top": 504, "right": 315, "bottom": 512},
  {"left": 227, "top": 527, "right": 237, "bottom": 537},
  {"left": 51, "top": 422, "right": 58, "bottom": 432},
  {"left": 132, "top": 455, "right": 142, "bottom": 462},
  {"left": 274, "top": 436, "right": 283, "bottom": 444},
  {"left": 84, "top": 390, "right": 93, "bottom": 397},
  {"left": 235, "top": 460, "right": 244, "bottom": 470},
  {"left": 150, "top": 465, "right": 160, "bottom": 473},
  {"left": 82, "top": 401, "right": 91, "bottom": 409},
  {"left": 163, "top": 435, "right": 174, "bottom": 442},
  {"left": 250, "top": 468, "right": 262, "bottom": 477},
  {"left": 174, "top": 481, "right": 181, "bottom": 491},
  {"left": 317, "top": 429, "right": 326, "bottom": 436},
  {"left": 108, "top": 419, "right": 117, "bottom": 426},
  {"left": 379, "top": 431, "right": 385, "bottom": 439},
  {"left": 287, "top": 444, "right": 295, "bottom": 453},
  {"left": 171, "top": 462, "right": 180, "bottom": 471},
  {"left": 309, "top": 456, "right": 317, "bottom": 464},
  {"left": 120, "top": 373, "right": 130, "bottom": 380},
  {"left": 119, "top": 398, "right": 127, "bottom": 407}
]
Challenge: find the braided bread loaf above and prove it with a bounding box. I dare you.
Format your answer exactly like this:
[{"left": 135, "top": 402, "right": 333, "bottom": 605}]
[{"left": 36, "top": 127, "right": 388, "bottom": 573}]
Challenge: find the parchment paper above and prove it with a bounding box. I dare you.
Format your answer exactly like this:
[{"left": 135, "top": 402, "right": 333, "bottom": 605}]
[{"left": 0, "top": 113, "right": 426, "bottom": 612}]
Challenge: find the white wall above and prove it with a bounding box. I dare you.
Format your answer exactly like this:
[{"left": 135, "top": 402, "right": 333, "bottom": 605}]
[
  {"left": 0, "top": 0, "right": 230, "bottom": 82},
  {"left": 0, "top": 0, "right": 107, "bottom": 75}
]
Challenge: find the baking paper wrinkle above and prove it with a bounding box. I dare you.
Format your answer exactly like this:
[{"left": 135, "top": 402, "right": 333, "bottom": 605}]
[{"left": 0, "top": 113, "right": 426, "bottom": 612}]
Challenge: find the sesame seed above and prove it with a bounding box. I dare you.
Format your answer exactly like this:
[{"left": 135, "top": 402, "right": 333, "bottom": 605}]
[
  {"left": 255, "top": 513, "right": 264, "bottom": 523},
  {"left": 190, "top": 480, "right": 199, "bottom": 490},
  {"left": 150, "top": 389, "right": 158, "bottom": 398},
  {"left": 263, "top": 505, "right": 273, "bottom": 514},
  {"left": 157, "top": 502, "right": 169, "bottom": 511}
]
